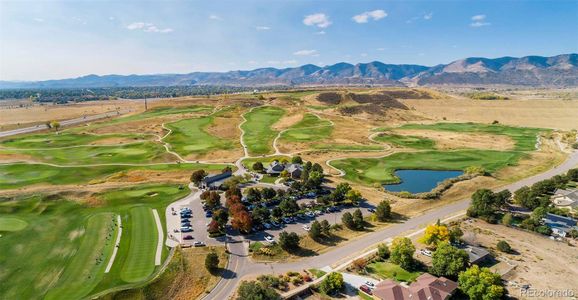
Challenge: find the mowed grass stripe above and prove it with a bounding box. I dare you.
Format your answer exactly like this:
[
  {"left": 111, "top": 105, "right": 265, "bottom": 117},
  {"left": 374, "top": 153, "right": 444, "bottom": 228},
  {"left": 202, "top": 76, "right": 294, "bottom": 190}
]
[
  {"left": 45, "top": 213, "right": 117, "bottom": 300},
  {"left": 0, "top": 217, "right": 28, "bottom": 231},
  {"left": 164, "top": 116, "right": 236, "bottom": 157},
  {"left": 242, "top": 106, "right": 285, "bottom": 156},
  {"left": 280, "top": 113, "right": 333, "bottom": 142},
  {"left": 120, "top": 206, "right": 158, "bottom": 283}
]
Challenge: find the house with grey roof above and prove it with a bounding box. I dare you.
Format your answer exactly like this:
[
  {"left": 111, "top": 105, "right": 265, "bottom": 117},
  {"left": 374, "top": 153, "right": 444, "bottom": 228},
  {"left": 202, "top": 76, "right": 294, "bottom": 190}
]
[
  {"left": 200, "top": 171, "right": 232, "bottom": 190},
  {"left": 542, "top": 213, "right": 578, "bottom": 237},
  {"left": 463, "top": 245, "right": 491, "bottom": 265},
  {"left": 551, "top": 188, "right": 578, "bottom": 212},
  {"left": 265, "top": 161, "right": 303, "bottom": 179}
]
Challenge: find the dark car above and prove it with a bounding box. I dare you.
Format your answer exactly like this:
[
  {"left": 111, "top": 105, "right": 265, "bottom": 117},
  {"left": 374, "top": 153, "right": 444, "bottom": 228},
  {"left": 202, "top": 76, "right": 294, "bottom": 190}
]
[
  {"left": 183, "top": 235, "right": 194, "bottom": 240},
  {"left": 205, "top": 211, "right": 213, "bottom": 218},
  {"left": 359, "top": 285, "right": 372, "bottom": 295}
]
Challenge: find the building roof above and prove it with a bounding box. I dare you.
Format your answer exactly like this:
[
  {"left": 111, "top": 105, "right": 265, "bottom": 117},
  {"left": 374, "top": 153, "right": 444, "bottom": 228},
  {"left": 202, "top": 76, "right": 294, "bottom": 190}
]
[
  {"left": 266, "top": 161, "right": 285, "bottom": 173},
  {"left": 286, "top": 163, "right": 303, "bottom": 173},
  {"left": 464, "top": 245, "right": 490, "bottom": 264},
  {"left": 373, "top": 273, "right": 457, "bottom": 300},
  {"left": 552, "top": 189, "right": 578, "bottom": 204},
  {"left": 543, "top": 213, "right": 577, "bottom": 227},
  {"left": 203, "top": 171, "right": 232, "bottom": 185}
]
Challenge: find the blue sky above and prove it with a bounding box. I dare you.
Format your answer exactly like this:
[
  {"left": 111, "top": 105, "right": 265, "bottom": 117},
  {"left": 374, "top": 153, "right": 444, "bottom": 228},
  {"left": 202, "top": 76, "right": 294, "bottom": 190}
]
[{"left": 1, "top": 0, "right": 576, "bottom": 81}]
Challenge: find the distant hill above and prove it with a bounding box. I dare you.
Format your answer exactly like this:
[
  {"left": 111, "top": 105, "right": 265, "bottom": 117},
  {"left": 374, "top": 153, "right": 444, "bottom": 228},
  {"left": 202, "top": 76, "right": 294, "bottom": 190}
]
[{"left": 1, "top": 54, "right": 576, "bottom": 89}]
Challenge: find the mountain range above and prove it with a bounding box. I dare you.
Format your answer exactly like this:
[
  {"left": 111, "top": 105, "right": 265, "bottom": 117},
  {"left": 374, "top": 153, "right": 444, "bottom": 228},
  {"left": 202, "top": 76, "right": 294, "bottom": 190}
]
[{"left": 1, "top": 54, "right": 576, "bottom": 89}]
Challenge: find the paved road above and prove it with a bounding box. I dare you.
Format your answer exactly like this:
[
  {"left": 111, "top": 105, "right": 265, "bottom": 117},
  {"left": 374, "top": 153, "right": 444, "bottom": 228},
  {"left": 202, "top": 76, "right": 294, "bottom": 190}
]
[
  {"left": 201, "top": 149, "right": 578, "bottom": 300},
  {"left": 0, "top": 109, "right": 130, "bottom": 138}
]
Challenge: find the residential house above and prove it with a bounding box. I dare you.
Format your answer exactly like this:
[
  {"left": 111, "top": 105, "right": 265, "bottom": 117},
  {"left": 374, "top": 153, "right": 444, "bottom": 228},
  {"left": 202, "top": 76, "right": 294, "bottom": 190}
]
[
  {"left": 265, "top": 161, "right": 303, "bottom": 179},
  {"left": 265, "top": 160, "right": 285, "bottom": 175},
  {"left": 463, "top": 245, "right": 491, "bottom": 265},
  {"left": 200, "top": 171, "right": 232, "bottom": 190},
  {"left": 372, "top": 273, "right": 458, "bottom": 300},
  {"left": 551, "top": 188, "right": 578, "bottom": 212},
  {"left": 542, "top": 213, "right": 578, "bottom": 237},
  {"left": 286, "top": 163, "right": 303, "bottom": 179}
]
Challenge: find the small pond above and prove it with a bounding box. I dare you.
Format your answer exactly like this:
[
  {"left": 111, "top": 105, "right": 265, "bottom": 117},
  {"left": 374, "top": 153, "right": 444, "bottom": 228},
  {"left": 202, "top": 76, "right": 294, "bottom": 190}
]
[{"left": 383, "top": 169, "right": 464, "bottom": 194}]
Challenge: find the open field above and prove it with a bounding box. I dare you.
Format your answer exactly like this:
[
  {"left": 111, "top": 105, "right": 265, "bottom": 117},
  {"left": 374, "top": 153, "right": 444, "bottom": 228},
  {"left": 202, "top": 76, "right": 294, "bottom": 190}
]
[
  {"left": 279, "top": 113, "right": 333, "bottom": 143},
  {"left": 402, "top": 98, "right": 578, "bottom": 130},
  {"left": 241, "top": 106, "right": 285, "bottom": 155},
  {"left": 0, "top": 184, "right": 189, "bottom": 300},
  {"left": 0, "top": 216, "right": 28, "bottom": 231},
  {"left": 459, "top": 219, "right": 578, "bottom": 298},
  {"left": 372, "top": 133, "right": 436, "bottom": 150},
  {"left": 120, "top": 207, "right": 158, "bottom": 283}
]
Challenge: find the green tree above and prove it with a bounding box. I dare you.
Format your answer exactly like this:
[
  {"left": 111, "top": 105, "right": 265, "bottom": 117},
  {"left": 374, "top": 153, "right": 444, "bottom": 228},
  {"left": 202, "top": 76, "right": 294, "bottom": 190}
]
[
  {"left": 497, "top": 240, "right": 512, "bottom": 253},
  {"left": 319, "top": 272, "right": 344, "bottom": 295},
  {"left": 333, "top": 183, "right": 352, "bottom": 202},
  {"left": 213, "top": 209, "right": 229, "bottom": 229},
  {"left": 375, "top": 200, "right": 391, "bottom": 222},
  {"left": 190, "top": 169, "right": 207, "bottom": 185},
  {"left": 458, "top": 265, "right": 505, "bottom": 300},
  {"left": 501, "top": 213, "right": 513, "bottom": 226},
  {"left": 291, "top": 156, "right": 303, "bottom": 164},
  {"left": 252, "top": 206, "right": 270, "bottom": 225},
  {"left": 468, "top": 189, "right": 507, "bottom": 220},
  {"left": 309, "top": 220, "right": 322, "bottom": 240},
  {"left": 50, "top": 120, "right": 60, "bottom": 132},
  {"left": 205, "top": 251, "right": 220, "bottom": 273},
  {"left": 352, "top": 208, "right": 364, "bottom": 230},
  {"left": 449, "top": 226, "right": 464, "bottom": 243},
  {"left": 252, "top": 162, "right": 264, "bottom": 172},
  {"left": 377, "top": 243, "right": 390, "bottom": 260},
  {"left": 320, "top": 219, "right": 331, "bottom": 235},
  {"left": 567, "top": 168, "right": 578, "bottom": 181},
  {"left": 278, "top": 231, "right": 300, "bottom": 251},
  {"left": 341, "top": 212, "right": 354, "bottom": 229},
  {"left": 390, "top": 237, "right": 416, "bottom": 270},
  {"left": 236, "top": 281, "right": 281, "bottom": 300},
  {"left": 431, "top": 243, "right": 469, "bottom": 278},
  {"left": 346, "top": 189, "right": 362, "bottom": 205},
  {"left": 514, "top": 186, "right": 540, "bottom": 209}
]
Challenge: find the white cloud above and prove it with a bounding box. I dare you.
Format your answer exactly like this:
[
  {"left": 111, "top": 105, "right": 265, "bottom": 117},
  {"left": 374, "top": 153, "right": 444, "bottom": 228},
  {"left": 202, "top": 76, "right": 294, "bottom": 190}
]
[
  {"left": 209, "top": 14, "right": 222, "bottom": 21},
  {"left": 424, "top": 12, "right": 433, "bottom": 20},
  {"left": 303, "top": 13, "right": 332, "bottom": 28},
  {"left": 352, "top": 10, "right": 387, "bottom": 23},
  {"left": 256, "top": 26, "right": 270, "bottom": 31},
  {"left": 126, "top": 22, "right": 173, "bottom": 33},
  {"left": 315, "top": 30, "right": 326, "bottom": 35},
  {"left": 293, "top": 49, "right": 319, "bottom": 56},
  {"left": 470, "top": 14, "right": 490, "bottom": 27}
]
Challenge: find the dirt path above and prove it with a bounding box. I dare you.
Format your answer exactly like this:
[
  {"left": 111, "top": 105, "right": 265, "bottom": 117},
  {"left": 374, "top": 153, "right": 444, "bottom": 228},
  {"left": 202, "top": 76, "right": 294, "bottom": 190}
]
[{"left": 105, "top": 215, "right": 123, "bottom": 273}]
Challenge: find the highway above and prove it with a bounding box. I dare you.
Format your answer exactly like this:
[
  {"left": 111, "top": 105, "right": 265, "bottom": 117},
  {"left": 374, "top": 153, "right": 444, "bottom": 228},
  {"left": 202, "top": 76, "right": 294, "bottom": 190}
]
[
  {"left": 0, "top": 109, "right": 130, "bottom": 138},
  {"left": 201, "top": 149, "right": 578, "bottom": 300}
]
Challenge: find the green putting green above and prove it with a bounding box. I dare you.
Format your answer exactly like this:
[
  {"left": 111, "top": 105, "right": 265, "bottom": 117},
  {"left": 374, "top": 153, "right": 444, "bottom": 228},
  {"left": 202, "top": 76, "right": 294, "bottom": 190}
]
[
  {"left": 280, "top": 113, "right": 333, "bottom": 142},
  {"left": 120, "top": 206, "right": 158, "bottom": 283},
  {"left": 372, "top": 133, "right": 436, "bottom": 149},
  {"left": 0, "top": 217, "right": 28, "bottom": 231},
  {"left": 241, "top": 106, "right": 285, "bottom": 155},
  {"left": 164, "top": 115, "right": 237, "bottom": 157},
  {"left": 311, "top": 144, "right": 385, "bottom": 151},
  {"left": 45, "top": 213, "right": 117, "bottom": 300},
  {"left": 0, "top": 133, "right": 148, "bottom": 149}
]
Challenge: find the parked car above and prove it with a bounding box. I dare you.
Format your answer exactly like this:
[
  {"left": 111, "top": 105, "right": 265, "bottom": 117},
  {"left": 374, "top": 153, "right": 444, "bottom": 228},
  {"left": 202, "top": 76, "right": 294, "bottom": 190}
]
[
  {"left": 181, "top": 227, "right": 193, "bottom": 232},
  {"left": 263, "top": 223, "right": 272, "bottom": 229},
  {"left": 193, "top": 241, "right": 206, "bottom": 247},
  {"left": 302, "top": 225, "right": 310, "bottom": 231},
  {"left": 359, "top": 285, "right": 372, "bottom": 295},
  {"left": 365, "top": 281, "right": 375, "bottom": 287},
  {"left": 305, "top": 211, "right": 315, "bottom": 218},
  {"left": 265, "top": 236, "right": 275, "bottom": 243},
  {"left": 205, "top": 211, "right": 213, "bottom": 218},
  {"left": 183, "top": 235, "right": 194, "bottom": 240},
  {"left": 420, "top": 249, "right": 432, "bottom": 257},
  {"left": 368, "top": 208, "right": 376, "bottom": 213},
  {"left": 271, "top": 221, "right": 281, "bottom": 228}
]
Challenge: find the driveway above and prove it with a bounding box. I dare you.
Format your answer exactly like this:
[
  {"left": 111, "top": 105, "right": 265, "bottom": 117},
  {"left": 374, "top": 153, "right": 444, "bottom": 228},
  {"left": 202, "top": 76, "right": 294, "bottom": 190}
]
[{"left": 340, "top": 272, "right": 379, "bottom": 290}]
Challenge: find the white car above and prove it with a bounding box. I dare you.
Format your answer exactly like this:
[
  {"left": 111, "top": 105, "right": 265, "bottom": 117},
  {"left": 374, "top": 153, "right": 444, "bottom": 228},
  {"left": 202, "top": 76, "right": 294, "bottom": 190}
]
[
  {"left": 420, "top": 249, "right": 432, "bottom": 257},
  {"left": 365, "top": 281, "right": 375, "bottom": 287},
  {"left": 265, "top": 236, "right": 275, "bottom": 243},
  {"left": 302, "top": 225, "right": 311, "bottom": 231}
]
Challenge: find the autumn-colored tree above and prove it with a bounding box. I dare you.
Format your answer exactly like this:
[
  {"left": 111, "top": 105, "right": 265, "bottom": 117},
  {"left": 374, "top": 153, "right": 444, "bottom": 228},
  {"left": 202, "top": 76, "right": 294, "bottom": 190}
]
[
  {"left": 419, "top": 223, "right": 450, "bottom": 248},
  {"left": 207, "top": 219, "right": 221, "bottom": 234},
  {"left": 351, "top": 258, "right": 367, "bottom": 271},
  {"left": 226, "top": 195, "right": 242, "bottom": 209},
  {"left": 231, "top": 209, "right": 253, "bottom": 233}
]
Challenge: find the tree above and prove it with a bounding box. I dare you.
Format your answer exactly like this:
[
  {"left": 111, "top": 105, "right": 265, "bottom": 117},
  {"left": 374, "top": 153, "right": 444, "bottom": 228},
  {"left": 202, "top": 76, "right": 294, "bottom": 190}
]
[
  {"left": 205, "top": 251, "right": 219, "bottom": 273},
  {"left": 206, "top": 191, "right": 221, "bottom": 208},
  {"left": 280, "top": 170, "right": 289, "bottom": 178},
  {"left": 501, "top": 213, "right": 513, "bottom": 226},
  {"left": 431, "top": 243, "right": 469, "bottom": 278},
  {"left": 50, "top": 121, "right": 60, "bottom": 132},
  {"left": 252, "top": 206, "right": 270, "bottom": 225},
  {"left": 245, "top": 188, "right": 262, "bottom": 203},
  {"left": 390, "top": 237, "right": 415, "bottom": 270},
  {"left": 213, "top": 209, "right": 229, "bottom": 228},
  {"left": 207, "top": 220, "right": 221, "bottom": 234},
  {"left": 226, "top": 185, "right": 242, "bottom": 199},
  {"left": 449, "top": 226, "right": 464, "bottom": 244},
  {"left": 261, "top": 187, "right": 276, "bottom": 200},
  {"left": 531, "top": 206, "right": 548, "bottom": 220},
  {"left": 531, "top": 179, "right": 556, "bottom": 195},
  {"left": 319, "top": 272, "right": 344, "bottom": 295},
  {"left": 468, "top": 189, "right": 507, "bottom": 219},
  {"left": 312, "top": 163, "right": 323, "bottom": 174},
  {"left": 420, "top": 223, "right": 450, "bottom": 247},
  {"left": 352, "top": 208, "right": 364, "bottom": 230},
  {"left": 190, "top": 169, "right": 207, "bottom": 185},
  {"left": 514, "top": 186, "right": 540, "bottom": 209},
  {"left": 236, "top": 281, "right": 281, "bottom": 300},
  {"left": 271, "top": 207, "right": 283, "bottom": 219},
  {"left": 291, "top": 156, "right": 303, "bottom": 164},
  {"left": 497, "top": 240, "right": 512, "bottom": 253},
  {"left": 375, "top": 200, "right": 391, "bottom": 222},
  {"left": 231, "top": 210, "right": 252, "bottom": 233},
  {"left": 458, "top": 265, "right": 505, "bottom": 300},
  {"left": 309, "top": 220, "right": 322, "bottom": 240},
  {"left": 351, "top": 258, "right": 367, "bottom": 271},
  {"left": 252, "top": 162, "right": 264, "bottom": 172},
  {"left": 320, "top": 220, "right": 331, "bottom": 236},
  {"left": 333, "top": 183, "right": 352, "bottom": 202},
  {"left": 377, "top": 243, "right": 390, "bottom": 260},
  {"left": 341, "top": 212, "right": 354, "bottom": 229},
  {"left": 222, "top": 166, "right": 232, "bottom": 173},
  {"left": 279, "top": 199, "right": 299, "bottom": 215},
  {"left": 346, "top": 189, "right": 363, "bottom": 205},
  {"left": 278, "top": 231, "right": 300, "bottom": 251},
  {"left": 567, "top": 168, "right": 578, "bottom": 181}
]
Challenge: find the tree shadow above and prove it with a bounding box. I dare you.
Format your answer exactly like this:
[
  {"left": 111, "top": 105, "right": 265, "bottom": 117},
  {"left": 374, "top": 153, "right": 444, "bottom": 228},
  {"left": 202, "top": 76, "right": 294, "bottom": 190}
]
[
  {"left": 313, "top": 234, "right": 347, "bottom": 246},
  {"left": 290, "top": 247, "right": 318, "bottom": 257}
]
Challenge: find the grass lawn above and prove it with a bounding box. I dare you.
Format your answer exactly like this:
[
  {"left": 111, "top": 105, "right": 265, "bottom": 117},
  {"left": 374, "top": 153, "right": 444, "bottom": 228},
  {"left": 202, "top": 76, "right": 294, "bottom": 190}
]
[
  {"left": 241, "top": 106, "right": 285, "bottom": 155},
  {"left": 308, "top": 269, "right": 327, "bottom": 278},
  {"left": 372, "top": 133, "right": 436, "bottom": 150},
  {"left": 358, "top": 291, "right": 374, "bottom": 300},
  {"left": 280, "top": 113, "right": 333, "bottom": 142},
  {"left": 0, "top": 184, "right": 189, "bottom": 300},
  {"left": 0, "top": 132, "right": 149, "bottom": 149},
  {"left": 398, "top": 122, "right": 545, "bottom": 151},
  {"left": 0, "top": 216, "right": 28, "bottom": 231},
  {"left": 120, "top": 206, "right": 158, "bottom": 283},
  {"left": 331, "top": 149, "right": 524, "bottom": 185},
  {"left": 0, "top": 162, "right": 227, "bottom": 190},
  {"left": 366, "top": 261, "right": 421, "bottom": 282},
  {"left": 1, "top": 141, "right": 173, "bottom": 165},
  {"left": 164, "top": 115, "right": 237, "bottom": 157},
  {"left": 311, "top": 144, "right": 385, "bottom": 151}
]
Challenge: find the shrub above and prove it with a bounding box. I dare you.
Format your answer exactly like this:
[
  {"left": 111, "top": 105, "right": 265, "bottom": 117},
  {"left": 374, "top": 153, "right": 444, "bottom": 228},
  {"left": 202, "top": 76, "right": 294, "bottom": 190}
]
[{"left": 497, "top": 240, "right": 512, "bottom": 253}]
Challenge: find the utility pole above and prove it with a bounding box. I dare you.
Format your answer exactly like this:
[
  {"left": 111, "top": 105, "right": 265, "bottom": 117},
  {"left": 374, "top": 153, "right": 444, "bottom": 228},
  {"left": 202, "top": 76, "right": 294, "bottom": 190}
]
[{"left": 144, "top": 97, "right": 148, "bottom": 111}]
